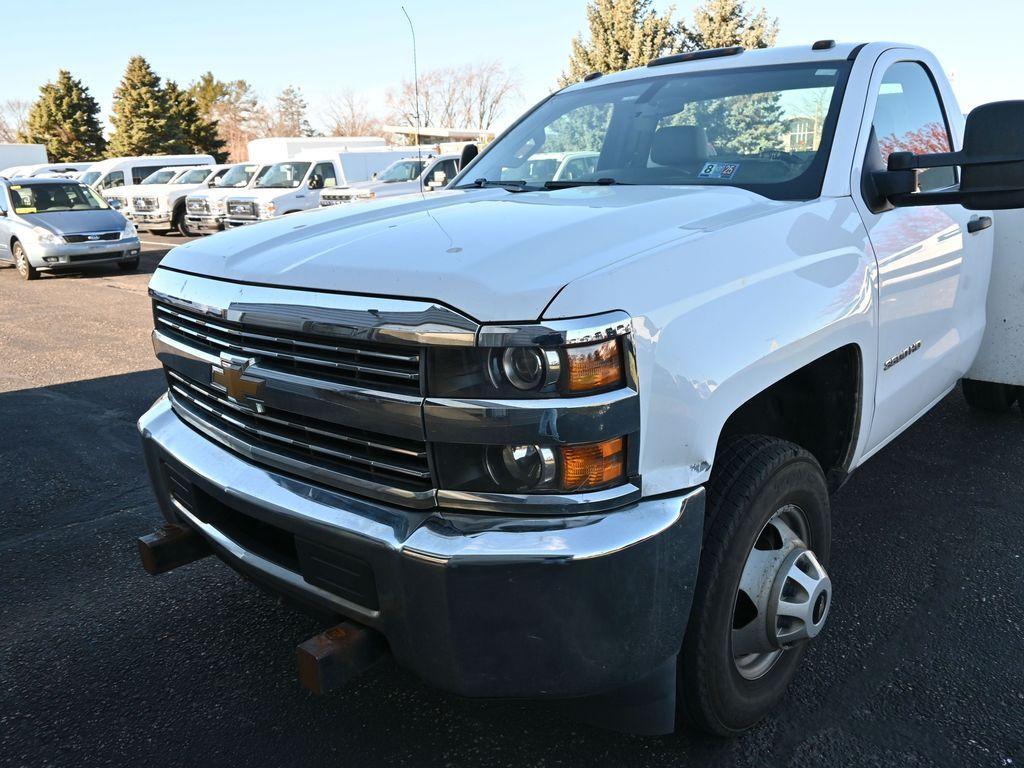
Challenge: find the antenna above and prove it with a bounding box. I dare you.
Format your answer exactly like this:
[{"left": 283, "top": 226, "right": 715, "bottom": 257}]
[{"left": 401, "top": 6, "right": 424, "bottom": 188}]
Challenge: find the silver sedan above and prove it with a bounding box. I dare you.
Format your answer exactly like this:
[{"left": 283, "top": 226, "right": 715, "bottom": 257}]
[{"left": 0, "top": 177, "right": 142, "bottom": 280}]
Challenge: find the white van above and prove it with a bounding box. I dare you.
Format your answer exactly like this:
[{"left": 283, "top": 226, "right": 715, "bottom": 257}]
[
  {"left": 80, "top": 155, "right": 214, "bottom": 192},
  {"left": 222, "top": 150, "right": 409, "bottom": 227},
  {"left": 1, "top": 162, "right": 94, "bottom": 178}
]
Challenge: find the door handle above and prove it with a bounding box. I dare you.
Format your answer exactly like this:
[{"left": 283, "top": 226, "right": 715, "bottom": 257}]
[{"left": 967, "top": 216, "right": 992, "bottom": 234}]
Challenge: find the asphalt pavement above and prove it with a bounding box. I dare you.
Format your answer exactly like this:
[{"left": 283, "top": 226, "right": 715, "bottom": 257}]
[{"left": 1, "top": 233, "right": 1021, "bottom": 767}]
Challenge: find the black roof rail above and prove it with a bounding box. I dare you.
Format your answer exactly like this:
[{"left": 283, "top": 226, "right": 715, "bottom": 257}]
[
  {"left": 847, "top": 42, "right": 868, "bottom": 61},
  {"left": 583, "top": 71, "right": 603, "bottom": 82},
  {"left": 812, "top": 39, "right": 836, "bottom": 50},
  {"left": 648, "top": 46, "right": 743, "bottom": 67}
]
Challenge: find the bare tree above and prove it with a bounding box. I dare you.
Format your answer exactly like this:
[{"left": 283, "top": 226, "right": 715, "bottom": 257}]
[
  {"left": 0, "top": 99, "right": 30, "bottom": 142},
  {"left": 387, "top": 62, "right": 520, "bottom": 131},
  {"left": 324, "top": 89, "right": 382, "bottom": 137}
]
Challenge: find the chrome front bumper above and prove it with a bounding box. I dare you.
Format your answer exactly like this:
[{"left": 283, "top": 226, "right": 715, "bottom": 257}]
[
  {"left": 138, "top": 393, "right": 704, "bottom": 699},
  {"left": 184, "top": 214, "right": 223, "bottom": 232},
  {"left": 133, "top": 212, "right": 172, "bottom": 227}
]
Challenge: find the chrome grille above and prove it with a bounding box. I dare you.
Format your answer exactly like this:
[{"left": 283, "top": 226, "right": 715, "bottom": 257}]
[
  {"left": 186, "top": 198, "right": 209, "bottom": 214},
  {"left": 166, "top": 369, "right": 432, "bottom": 494},
  {"left": 153, "top": 300, "right": 422, "bottom": 393},
  {"left": 133, "top": 196, "right": 158, "bottom": 211}
]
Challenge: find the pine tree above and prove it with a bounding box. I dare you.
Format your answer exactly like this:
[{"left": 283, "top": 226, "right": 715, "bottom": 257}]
[
  {"left": 273, "top": 86, "right": 316, "bottom": 137},
  {"left": 107, "top": 56, "right": 172, "bottom": 157},
  {"left": 19, "top": 70, "right": 106, "bottom": 161},
  {"left": 682, "top": 0, "right": 778, "bottom": 51},
  {"left": 559, "top": 0, "right": 681, "bottom": 86},
  {"left": 164, "top": 80, "right": 227, "bottom": 161}
]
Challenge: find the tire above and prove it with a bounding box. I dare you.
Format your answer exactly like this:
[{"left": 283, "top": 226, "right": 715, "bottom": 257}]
[
  {"left": 173, "top": 206, "right": 191, "bottom": 237},
  {"left": 961, "top": 378, "right": 1019, "bottom": 413},
  {"left": 118, "top": 257, "right": 140, "bottom": 272},
  {"left": 679, "top": 436, "right": 831, "bottom": 736},
  {"left": 12, "top": 240, "right": 38, "bottom": 281}
]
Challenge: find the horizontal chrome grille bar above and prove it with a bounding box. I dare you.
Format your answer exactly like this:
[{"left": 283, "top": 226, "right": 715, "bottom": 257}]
[
  {"left": 153, "top": 300, "right": 422, "bottom": 394},
  {"left": 166, "top": 368, "right": 433, "bottom": 496}
]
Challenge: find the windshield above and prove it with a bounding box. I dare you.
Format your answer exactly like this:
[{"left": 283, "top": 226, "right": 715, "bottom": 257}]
[
  {"left": 174, "top": 168, "right": 212, "bottom": 185},
  {"left": 79, "top": 171, "right": 101, "bottom": 186},
  {"left": 256, "top": 161, "right": 311, "bottom": 188},
  {"left": 142, "top": 170, "right": 178, "bottom": 185},
  {"left": 8, "top": 182, "right": 109, "bottom": 214},
  {"left": 378, "top": 160, "right": 426, "bottom": 183},
  {"left": 216, "top": 164, "right": 259, "bottom": 188},
  {"left": 458, "top": 62, "right": 851, "bottom": 200}
]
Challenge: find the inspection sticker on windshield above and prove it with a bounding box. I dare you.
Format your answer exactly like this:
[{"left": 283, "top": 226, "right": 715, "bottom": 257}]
[{"left": 698, "top": 162, "right": 740, "bottom": 179}]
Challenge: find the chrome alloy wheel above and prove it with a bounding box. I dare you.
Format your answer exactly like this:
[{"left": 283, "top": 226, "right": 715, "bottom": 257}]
[
  {"left": 731, "top": 504, "right": 832, "bottom": 680},
  {"left": 14, "top": 243, "right": 29, "bottom": 277}
]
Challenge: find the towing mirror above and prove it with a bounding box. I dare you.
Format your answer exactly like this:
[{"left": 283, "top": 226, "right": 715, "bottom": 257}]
[
  {"left": 460, "top": 143, "right": 479, "bottom": 169},
  {"left": 308, "top": 175, "right": 324, "bottom": 190},
  {"left": 878, "top": 100, "right": 1024, "bottom": 211}
]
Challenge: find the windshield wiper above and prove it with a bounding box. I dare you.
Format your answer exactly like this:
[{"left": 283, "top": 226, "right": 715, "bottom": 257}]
[
  {"left": 542, "top": 178, "right": 627, "bottom": 190},
  {"left": 469, "top": 178, "right": 533, "bottom": 192}
]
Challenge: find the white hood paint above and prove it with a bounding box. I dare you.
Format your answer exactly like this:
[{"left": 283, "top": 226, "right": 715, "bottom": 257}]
[{"left": 162, "top": 185, "right": 794, "bottom": 322}]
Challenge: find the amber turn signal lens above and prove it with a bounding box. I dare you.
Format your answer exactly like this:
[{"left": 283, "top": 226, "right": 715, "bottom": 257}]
[
  {"left": 559, "top": 436, "right": 625, "bottom": 492},
  {"left": 565, "top": 339, "right": 624, "bottom": 393}
]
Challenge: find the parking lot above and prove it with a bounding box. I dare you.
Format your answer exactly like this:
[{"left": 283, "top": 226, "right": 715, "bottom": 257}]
[{"left": 0, "top": 234, "right": 1022, "bottom": 768}]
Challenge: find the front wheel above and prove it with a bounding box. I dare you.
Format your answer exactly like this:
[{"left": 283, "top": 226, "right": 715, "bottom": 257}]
[
  {"left": 961, "top": 378, "right": 1019, "bottom": 413},
  {"left": 679, "top": 436, "right": 832, "bottom": 735},
  {"left": 13, "top": 241, "right": 38, "bottom": 281},
  {"left": 174, "top": 208, "right": 192, "bottom": 237}
]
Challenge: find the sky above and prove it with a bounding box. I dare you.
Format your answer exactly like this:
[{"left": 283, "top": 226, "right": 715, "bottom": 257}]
[{"left": 4, "top": 0, "right": 1023, "bottom": 133}]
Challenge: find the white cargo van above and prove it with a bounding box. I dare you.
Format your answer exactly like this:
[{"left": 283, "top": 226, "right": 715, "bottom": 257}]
[{"left": 81, "top": 155, "right": 214, "bottom": 192}]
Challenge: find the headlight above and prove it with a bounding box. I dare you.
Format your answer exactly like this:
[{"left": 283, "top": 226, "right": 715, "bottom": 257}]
[
  {"left": 428, "top": 338, "right": 625, "bottom": 398},
  {"left": 30, "top": 226, "right": 63, "bottom": 245},
  {"left": 107, "top": 198, "right": 122, "bottom": 209},
  {"left": 356, "top": 190, "right": 375, "bottom": 200},
  {"left": 122, "top": 221, "right": 137, "bottom": 239},
  {"left": 436, "top": 437, "right": 628, "bottom": 494}
]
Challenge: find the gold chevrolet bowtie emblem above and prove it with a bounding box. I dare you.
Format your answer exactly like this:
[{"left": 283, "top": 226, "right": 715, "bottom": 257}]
[{"left": 211, "top": 353, "right": 264, "bottom": 403}]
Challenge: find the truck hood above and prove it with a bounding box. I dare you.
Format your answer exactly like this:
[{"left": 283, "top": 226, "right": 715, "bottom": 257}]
[{"left": 161, "top": 185, "right": 792, "bottom": 322}]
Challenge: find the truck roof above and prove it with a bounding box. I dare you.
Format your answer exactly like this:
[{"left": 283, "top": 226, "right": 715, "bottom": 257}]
[{"left": 561, "top": 42, "right": 908, "bottom": 92}]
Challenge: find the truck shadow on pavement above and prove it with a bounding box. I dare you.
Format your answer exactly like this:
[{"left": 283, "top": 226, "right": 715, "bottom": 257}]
[{"left": 1, "top": 372, "right": 1021, "bottom": 767}]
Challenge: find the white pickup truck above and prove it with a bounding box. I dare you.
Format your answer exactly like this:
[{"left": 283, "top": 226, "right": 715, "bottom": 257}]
[
  {"left": 184, "top": 163, "right": 270, "bottom": 234},
  {"left": 223, "top": 150, "right": 410, "bottom": 227},
  {"left": 136, "top": 41, "right": 1024, "bottom": 737},
  {"left": 319, "top": 154, "right": 462, "bottom": 205}
]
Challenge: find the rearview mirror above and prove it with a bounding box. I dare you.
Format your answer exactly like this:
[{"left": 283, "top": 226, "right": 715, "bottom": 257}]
[{"left": 875, "top": 100, "right": 1024, "bottom": 211}]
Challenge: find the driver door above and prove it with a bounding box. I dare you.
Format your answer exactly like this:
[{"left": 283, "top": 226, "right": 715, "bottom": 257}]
[{"left": 853, "top": 54, "right": 990, "bottom": 452}]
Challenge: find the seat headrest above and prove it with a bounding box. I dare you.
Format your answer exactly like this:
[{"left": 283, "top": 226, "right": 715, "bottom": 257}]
[{"left": 651, "top": 125, "right": 709, "bottom": 167}]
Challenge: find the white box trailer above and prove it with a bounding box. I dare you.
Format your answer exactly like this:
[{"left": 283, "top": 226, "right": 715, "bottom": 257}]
[
  {"left": 247, "top": 136, "right": 387, "bottom": 164},
  {"left": 0, "top": 143, "right": 48, "bottom": 176}
]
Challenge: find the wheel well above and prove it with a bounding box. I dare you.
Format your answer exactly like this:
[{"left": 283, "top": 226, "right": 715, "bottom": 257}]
[{"left": 717, "top": 344, "right": 862, "bottom": 491}]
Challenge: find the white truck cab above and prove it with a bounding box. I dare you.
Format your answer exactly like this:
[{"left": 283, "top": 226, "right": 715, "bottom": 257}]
[
  {"left": 223, "top": 150, "right": 410, "bottom": 227},
  {"left": 81, "top": 154, "right": 214, "bottom": 193},
  {"left": 320, "top": 154, "right": 462, "bottom": 205},
  {"left": 136, "top": 41, "right": 1024, "bottom": 737},
  {"left": 185, "top": 163, "right": 271, "bottom": 234}
]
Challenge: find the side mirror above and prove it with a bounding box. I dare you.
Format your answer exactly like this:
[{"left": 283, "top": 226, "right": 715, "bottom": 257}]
[
  {"left": 460, "top": 143, "right": 479, "bottom": 169},
  {"left": 308, "top": 175, "right": 324, "bottom": 190},
  {"left": 0, "top": 208, "right": 7, "bottom": 217},
  {"left": 875, "top": 100, "right": 1024, "bottom": 211},
  {"left": 207, "top": 179, "right": 217, "bottom": 187}
]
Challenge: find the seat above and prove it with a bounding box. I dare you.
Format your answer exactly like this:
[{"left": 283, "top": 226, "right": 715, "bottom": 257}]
[{"left": 650, "top": 125, "right": 711, "bottom": 168}]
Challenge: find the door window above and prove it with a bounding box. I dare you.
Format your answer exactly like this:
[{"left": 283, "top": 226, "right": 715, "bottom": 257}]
[
  {"left": 310, "top": 162, "right": 338, "bottom": 188},
  {"left": 870, "top": 62, "right": 956, "bottom": 192}
]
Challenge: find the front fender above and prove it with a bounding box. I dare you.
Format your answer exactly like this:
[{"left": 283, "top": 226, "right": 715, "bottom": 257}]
[{"left": 544, "top": 196, "right": 878, "bottom": 493}]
